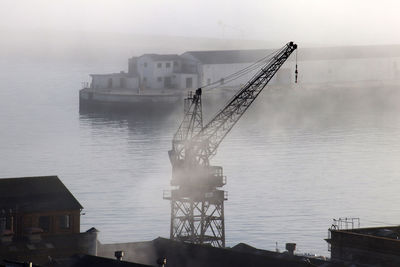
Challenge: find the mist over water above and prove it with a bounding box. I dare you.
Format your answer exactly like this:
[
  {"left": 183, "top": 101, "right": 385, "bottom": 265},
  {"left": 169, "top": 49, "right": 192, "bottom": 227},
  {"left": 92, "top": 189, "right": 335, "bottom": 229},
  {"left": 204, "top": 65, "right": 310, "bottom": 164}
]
[{"left": 1, "top": 55, "right": 400, "bottom": 257}]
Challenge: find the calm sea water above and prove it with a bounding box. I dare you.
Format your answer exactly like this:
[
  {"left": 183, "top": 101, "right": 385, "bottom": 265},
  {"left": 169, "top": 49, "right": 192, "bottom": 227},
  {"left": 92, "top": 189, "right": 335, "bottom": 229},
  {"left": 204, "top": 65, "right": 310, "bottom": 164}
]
[{"left": 1, "top": 59, "right": 400, "bottom": 256}]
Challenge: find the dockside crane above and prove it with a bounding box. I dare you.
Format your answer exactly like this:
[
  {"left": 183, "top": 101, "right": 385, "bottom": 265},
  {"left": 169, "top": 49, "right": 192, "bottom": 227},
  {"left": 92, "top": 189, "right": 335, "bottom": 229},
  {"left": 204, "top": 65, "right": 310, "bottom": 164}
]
[{"left": 164, "top": 42, "right": 298, "bottom": 247}]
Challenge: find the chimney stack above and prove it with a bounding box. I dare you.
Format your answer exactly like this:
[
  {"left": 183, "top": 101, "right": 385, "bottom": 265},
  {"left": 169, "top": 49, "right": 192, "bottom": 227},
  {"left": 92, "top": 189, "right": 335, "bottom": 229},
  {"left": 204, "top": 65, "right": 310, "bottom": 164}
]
[
  {"left": 286, "top": 243, "right": 296, "bottom": 256},
  {"left": 156, "top": 257, "right": 167, "bottom": 267},
  {"left": 115, "top": 251, "right": 124, "bottom": 261}
]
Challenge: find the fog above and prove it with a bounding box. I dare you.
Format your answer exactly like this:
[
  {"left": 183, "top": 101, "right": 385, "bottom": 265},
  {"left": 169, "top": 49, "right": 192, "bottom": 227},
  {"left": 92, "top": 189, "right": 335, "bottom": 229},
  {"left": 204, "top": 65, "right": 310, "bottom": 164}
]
[
  {"left": 1, "top": 0, "right": 400, "bottom": 62},
  {"left": 2, "top": 0, "right": 399, "bottom": 45},
  {"left": 3, "top": 0, "right": 400, "bottom": 263}
]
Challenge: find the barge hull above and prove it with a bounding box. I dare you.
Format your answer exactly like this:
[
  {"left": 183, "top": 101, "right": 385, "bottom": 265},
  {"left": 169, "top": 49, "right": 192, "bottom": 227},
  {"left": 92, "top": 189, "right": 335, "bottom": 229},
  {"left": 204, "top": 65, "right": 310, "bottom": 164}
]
[{"left": 79, "top": 88, "right": 183, "bottom": 113}]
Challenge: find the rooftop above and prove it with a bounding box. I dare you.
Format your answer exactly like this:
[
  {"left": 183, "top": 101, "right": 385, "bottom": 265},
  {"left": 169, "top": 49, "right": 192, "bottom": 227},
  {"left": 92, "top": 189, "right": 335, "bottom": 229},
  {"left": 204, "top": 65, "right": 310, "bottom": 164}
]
[
  {"left": 90, "top": 72, "right": 137, "bottom": 78},
  {"left": 98, "top": 237, "right": 333, "bottom": 267},
  {"left": 0, "top": 231, "right": 97, "bottom": 265},
  {"left": 140, "top": 54, "right": 181, "bottom": 62},
  {"left": 66, "top": 254, "right": 154, "bottom": 267},
  {"left": 182, "top": 49, "right": 273, "bottom": 64},
  {"left": 183, "top": 44, "right": 400, "bottom": 64},
  {"left": 327, "top": 225, "right": 400, "bottom": 265},
  {"left": 0, "top": 175, "right": 83, "bottom": 213}
]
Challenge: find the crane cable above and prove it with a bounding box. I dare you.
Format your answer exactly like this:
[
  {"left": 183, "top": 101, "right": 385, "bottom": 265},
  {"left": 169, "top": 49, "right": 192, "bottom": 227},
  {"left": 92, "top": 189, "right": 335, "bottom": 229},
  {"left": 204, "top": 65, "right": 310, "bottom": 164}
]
[
  {"left": 201, "top": 51, "right": 277, "bottom": 91},
  {"left": 198, "top": 46, "right": 285, "bottom": 92},
  {"left": 201, "top": 56, "right": 271, "bottom": 91}
]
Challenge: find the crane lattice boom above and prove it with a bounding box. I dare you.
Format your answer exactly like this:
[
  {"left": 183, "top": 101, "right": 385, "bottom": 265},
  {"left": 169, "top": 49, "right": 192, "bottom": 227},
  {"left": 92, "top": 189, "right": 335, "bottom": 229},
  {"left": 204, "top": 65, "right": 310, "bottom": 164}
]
[{"left": 191, "top": 42, "right": 297, "bottom": 165}]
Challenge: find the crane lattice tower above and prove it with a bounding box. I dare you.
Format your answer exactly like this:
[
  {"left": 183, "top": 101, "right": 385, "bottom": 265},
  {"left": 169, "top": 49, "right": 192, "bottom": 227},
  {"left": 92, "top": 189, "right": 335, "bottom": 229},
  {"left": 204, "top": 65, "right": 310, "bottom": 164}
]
[{"left": 164, "top": 42, "right": 298, "bottom": 247}]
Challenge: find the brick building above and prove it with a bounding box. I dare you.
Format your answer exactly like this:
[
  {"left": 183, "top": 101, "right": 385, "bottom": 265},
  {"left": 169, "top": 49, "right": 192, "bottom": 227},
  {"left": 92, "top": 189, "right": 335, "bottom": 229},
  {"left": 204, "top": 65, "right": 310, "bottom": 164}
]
[{"left": 0, "top": 176, "right": 97, "bottom": 264}]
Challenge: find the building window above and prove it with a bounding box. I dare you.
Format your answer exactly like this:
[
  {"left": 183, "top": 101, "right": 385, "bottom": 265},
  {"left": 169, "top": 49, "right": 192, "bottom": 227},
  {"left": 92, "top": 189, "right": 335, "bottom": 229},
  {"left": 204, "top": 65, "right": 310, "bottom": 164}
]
[
  {"left": 157, "top": 77, "right": 162, "bottom": 82},
  {"left": 157, "top": 63, "right": 162, "bottom": 68},
  {"left": 108, "top": 78, "right": 113, "bottom": 88},
  {"left": 0, "top": 217, "right": 5, "bottom": 233},
  {"left": 166, "top": 62, "right": 171, "bottom": 68},
  {"left": 59, "top": 215, "right": 70, "bottom": 229},
  {"left": 186, "top": 77, "right": 193, "bottom": 88},
  {"left": 143, "top": 77, "right": 147, "bottom": 82},
  {"left": 144, "top": 62, "right": 147, "bottom": 67},
  {"left": 207, "top": 78, "right": 211, "bottom": 85},
  {"left": 39, "top": 216, "right": 50, "bottom": 232},
  {"left": 164, "top": 77, "right": 172, "bottom": 88},
  {"left": 173, "top": 61, "right": 178, "bottom": 67},
  {"left": 120, "top": 77, "right": 126, "bottom": 88}
]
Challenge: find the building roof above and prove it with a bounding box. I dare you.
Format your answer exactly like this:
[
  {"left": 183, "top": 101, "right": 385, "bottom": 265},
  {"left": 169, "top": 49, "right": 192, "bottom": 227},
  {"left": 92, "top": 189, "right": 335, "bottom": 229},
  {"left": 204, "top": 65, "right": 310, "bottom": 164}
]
[
  {"left": 328, "top": 226, "right": 400, "bottom": 266},
  {"left": 68, "top": 254, "right": 154, "bottom": 267},
  {"left": 90, "top": 72, "right": 137, "bottom": 78},
  {"left": 140, "top": 54, "right": 181, "bottom": 62},
  {"left": 182, "top": 49, "right": 273, "bottom": 64},
  {"left": 0, "top": 231, "right": 98, "bottom": 265},
  {"left": 0, "top": 260, "right": 43, "bottom": 267},
  {"left": 299, "top": 44, "right": 400, "bottom": 61},
  {"left": 0, "top": 176, "right": 83, "bottom": 213},
  {"left": 183, "top": 44, "right": 400, "bottom": 64},
  {"left": 98, "top": 237, "right": 331, "bottom": 267}
]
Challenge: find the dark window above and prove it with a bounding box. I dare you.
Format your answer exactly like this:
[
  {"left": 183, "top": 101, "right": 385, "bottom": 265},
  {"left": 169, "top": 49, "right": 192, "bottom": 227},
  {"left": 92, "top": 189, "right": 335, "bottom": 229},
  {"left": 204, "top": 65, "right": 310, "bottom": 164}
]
[
  {"left": 157, "top": 63, "right": 162, "bottom": 68},
  {"left": 0, "top": 217, "right": 5, "bottom": 232},
  {"left": 120, "top": 77, "right": 126, "bottom": 88},
  {"left": 173, "top": 61, "right": 178, "bottom": 67},
  {"left": 157, "top": 77, "right": 162, "bottom": 82},
  {"left": 107, "top": 78, "right": 113, "bottom": 88},
  {"left": 166, "top": 62, "right": 171, "bottom": 68},
  {"left": 39, "top": 216, "right": 50, "bottom": 232},
  {"left": 143, "top": 77, "right": 147, "bottom": 82},
  {"left": 5, "top": 215, "right": 12, "bottom": 230},
  {"left": 207, "top": 78, "right": 211, "bottom": 85},
  {"left": 186, "top": 77, "right": 193, "bottom": 88},
  {"left": 59, "top": 215, "right": 70, "bottom": 229},
  {"left": 164, "top": 77, "right": 172, "bottom": 88},
  {"left": 144, "top": 62, "right": 147, "bottom": 67}
]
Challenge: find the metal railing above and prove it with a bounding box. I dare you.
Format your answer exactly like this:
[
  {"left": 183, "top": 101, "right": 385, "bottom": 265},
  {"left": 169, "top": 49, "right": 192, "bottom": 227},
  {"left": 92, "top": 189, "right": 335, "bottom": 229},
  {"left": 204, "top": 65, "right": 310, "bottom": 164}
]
[
  {"left": 81, "top": 82, "right": 89, "bottom": 89},
  {"left": 331, "top": 217, "right": 360, "bottom": 230}
]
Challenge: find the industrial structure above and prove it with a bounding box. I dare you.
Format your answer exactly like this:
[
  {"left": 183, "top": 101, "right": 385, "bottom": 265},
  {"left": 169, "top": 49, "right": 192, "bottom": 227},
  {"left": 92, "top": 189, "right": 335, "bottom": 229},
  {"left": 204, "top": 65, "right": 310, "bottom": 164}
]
[
  {"left": 326, "top": 218, "right": 400, "bottom": 266},
  {"left": 164, "top": 42, "right": 298, "bottom": 247}
]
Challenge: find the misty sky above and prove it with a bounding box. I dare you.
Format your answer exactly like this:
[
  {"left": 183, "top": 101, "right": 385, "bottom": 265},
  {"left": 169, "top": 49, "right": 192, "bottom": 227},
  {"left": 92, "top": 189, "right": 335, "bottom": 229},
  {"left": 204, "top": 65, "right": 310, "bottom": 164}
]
[{"left": 1, "top": 0, "right": 400, "bottom": 46}]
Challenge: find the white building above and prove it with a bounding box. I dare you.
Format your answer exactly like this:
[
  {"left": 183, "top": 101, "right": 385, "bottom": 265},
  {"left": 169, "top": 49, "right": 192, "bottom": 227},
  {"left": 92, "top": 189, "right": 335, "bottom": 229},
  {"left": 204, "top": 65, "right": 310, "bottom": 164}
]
[
  {"left": 131, "top": 54, "right": 198, "bottom": 90},
  {"left": 295, "top": 45, "right": 400, "bottom": 84},
  {"left": 181, "top": 49, "right": 293, "bottom": 89},
  {"left": 89, "top": 45, "right": 400, "bottom": 93},
  {"left": 182, "top": 45, "right": 400, "bottom": 88}
]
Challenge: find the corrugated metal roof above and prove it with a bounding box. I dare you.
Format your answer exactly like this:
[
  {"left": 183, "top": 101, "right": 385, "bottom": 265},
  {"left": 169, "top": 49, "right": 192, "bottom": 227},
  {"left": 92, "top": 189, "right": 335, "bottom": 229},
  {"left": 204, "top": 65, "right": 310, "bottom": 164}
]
[
  {"left": 0, "top": 176, "right": 83, "bottom": 213},
  {"left": 183, "top": 49, "right": 273, "bottom": 64},
  {"left": 183, "top": 45, "right": 400, "bottom": 64}
]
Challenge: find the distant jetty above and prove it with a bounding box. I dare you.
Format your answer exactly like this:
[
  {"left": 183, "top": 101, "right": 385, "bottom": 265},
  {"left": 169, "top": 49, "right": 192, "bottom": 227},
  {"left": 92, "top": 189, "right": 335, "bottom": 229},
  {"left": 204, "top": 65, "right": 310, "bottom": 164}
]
[{"left": 80, "top": 45, "right": 400, "bottom": 112}]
